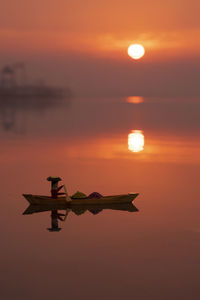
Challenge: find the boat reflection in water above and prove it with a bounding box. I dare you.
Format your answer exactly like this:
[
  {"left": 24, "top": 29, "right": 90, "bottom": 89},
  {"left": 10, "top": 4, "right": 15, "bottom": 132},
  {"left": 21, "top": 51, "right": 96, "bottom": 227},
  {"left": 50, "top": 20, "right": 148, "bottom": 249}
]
[
  {"left": 47, "top": 210, "right": 69, "bottom": 232},
  {"left": 23, "top": 202, "right": 139, "bottom": 232},
  {"left": 128, "top": 130, "right": 145, "bottom": 153}
]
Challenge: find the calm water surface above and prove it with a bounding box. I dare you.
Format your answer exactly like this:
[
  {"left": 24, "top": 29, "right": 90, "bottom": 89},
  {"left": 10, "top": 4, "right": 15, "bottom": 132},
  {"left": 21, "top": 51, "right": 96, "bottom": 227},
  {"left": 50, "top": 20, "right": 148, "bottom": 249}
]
[{"left": 0, "top": 96, "right": 200, "bottom": 299}]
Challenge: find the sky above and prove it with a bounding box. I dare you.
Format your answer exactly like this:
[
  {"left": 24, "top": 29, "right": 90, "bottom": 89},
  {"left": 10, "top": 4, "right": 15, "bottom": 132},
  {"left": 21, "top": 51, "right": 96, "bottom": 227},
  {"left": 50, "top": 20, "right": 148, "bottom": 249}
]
[{"left": 0, "top": 0, "right": 199, "bottom": 96}]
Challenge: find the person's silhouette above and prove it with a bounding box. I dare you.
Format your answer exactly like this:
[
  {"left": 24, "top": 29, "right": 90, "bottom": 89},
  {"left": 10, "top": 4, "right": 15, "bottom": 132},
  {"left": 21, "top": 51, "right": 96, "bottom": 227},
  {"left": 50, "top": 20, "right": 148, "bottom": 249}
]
[{"left": 47, "top": 176, "right": 66, "bottom": 198}]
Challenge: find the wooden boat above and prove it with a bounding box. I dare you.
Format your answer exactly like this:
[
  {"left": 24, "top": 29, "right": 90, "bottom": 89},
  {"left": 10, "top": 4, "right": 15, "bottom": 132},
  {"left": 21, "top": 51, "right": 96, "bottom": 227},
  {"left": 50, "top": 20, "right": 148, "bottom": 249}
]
[{"left": 23, "top": 193, "right": 139, "bottom": 206}]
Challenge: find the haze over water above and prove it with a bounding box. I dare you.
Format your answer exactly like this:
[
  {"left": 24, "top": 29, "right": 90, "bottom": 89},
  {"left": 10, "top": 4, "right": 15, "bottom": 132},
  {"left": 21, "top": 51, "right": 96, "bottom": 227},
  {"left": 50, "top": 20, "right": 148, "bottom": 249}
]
[{"left": 0, "top": 96, "right": 200, "bottom": 299}]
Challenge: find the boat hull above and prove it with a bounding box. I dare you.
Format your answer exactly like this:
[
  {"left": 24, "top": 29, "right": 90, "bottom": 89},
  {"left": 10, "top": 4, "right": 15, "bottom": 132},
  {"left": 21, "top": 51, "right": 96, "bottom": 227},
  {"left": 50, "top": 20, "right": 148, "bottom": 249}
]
[{"left": 23, "top": 193, "right": 139, "bottom": 206}]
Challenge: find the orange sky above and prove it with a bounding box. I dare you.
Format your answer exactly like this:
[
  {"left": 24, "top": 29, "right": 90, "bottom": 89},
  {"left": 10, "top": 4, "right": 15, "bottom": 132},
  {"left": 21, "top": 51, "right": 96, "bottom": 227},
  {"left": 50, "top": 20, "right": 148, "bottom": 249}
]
[
  {"left": 1, "top": 0, "right": 200, "bottom": 57},
  {"left": 0, "top": 1, "right": 200, "bottom": 96}
]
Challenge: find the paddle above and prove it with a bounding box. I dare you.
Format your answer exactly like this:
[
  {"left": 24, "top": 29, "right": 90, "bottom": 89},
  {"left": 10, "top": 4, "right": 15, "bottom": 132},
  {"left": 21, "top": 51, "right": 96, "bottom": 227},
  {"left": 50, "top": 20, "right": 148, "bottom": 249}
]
[
  {"left": 63, "top": 185, "right": 71, "bottom": 219},
  {"left": 63, "top": 208, "right": 71, "bottom": 221},
  {"left": 64, "top": 185, "right": 72, "bottom": 203}
]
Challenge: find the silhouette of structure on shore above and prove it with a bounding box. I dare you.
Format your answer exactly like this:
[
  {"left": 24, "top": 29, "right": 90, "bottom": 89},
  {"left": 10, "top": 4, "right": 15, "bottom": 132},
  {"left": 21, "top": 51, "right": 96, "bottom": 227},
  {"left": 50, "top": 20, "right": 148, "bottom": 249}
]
[
  {"left": 0, "top": 64, "right": 71, "bottom": 133},
  {"left": 0, "top": 63, "right": 71, "bottom": 99}
]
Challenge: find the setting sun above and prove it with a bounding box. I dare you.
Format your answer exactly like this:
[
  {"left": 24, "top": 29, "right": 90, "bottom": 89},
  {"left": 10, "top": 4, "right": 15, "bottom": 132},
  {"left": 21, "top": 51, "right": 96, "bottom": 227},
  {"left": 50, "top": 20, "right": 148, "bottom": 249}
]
[
  {"left": 128, "top": 44, "right": 145, "bottom": 60},
  {"left": 128, "top": 130, "right": 145, "bottom": 152}
]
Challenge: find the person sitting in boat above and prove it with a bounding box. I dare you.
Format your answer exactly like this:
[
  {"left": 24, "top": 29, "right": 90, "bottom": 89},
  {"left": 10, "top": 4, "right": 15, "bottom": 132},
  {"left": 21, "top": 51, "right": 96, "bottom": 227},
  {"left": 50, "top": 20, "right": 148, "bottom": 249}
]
[{"left": 47, "top": 176, "right": 66, "bottom": 198}]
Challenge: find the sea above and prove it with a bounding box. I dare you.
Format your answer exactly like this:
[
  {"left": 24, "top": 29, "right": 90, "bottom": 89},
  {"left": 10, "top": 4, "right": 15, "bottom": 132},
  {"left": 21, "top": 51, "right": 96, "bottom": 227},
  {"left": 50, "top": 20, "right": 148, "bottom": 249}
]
[{"left": 0, "top": 95, "right": 200, "bottom": 299}]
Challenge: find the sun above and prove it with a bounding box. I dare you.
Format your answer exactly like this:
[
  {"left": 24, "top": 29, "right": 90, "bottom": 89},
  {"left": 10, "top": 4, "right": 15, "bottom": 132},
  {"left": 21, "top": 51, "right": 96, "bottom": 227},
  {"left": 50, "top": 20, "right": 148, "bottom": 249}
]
[{"left": 128, "top": 44, "right": 145, "bottom": 60}]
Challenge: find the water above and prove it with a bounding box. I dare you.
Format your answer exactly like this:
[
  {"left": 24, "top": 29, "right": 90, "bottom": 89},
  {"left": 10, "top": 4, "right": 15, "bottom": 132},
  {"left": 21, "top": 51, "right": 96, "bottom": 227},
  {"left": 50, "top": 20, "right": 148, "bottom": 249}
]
[{"left": 1, "top": 96, "right": 200, "bottom": 299}]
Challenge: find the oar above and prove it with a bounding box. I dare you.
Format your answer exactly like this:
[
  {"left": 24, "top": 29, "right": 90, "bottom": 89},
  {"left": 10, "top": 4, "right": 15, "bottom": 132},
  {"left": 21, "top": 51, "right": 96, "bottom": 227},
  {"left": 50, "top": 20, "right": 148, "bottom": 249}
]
[
  {"left": 64, "top": 185, "right": 72, "bottom": 203},
  {"left": 63, "top": 208, "right": 71, "bottom": 221}
]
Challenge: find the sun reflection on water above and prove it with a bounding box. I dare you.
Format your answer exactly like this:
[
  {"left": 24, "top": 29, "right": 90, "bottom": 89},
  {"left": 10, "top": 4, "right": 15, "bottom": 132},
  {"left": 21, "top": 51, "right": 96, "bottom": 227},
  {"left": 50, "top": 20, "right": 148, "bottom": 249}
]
[
  {"left": 128, "top": 130, "right": 144, "bottom": 152},
  {"left": 126, "top": 96, "right": 144, "bottom": 104}
]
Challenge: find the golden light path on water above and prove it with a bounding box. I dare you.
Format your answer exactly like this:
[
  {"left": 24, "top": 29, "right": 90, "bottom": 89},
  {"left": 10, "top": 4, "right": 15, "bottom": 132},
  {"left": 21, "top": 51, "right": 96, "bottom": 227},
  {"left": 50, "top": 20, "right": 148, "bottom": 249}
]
[
  {"left": 128, "top": 130, "right": 145, "bottom": 152},
  {"left": 126, "top": 96, "right": 144, "bottom": 104}
]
